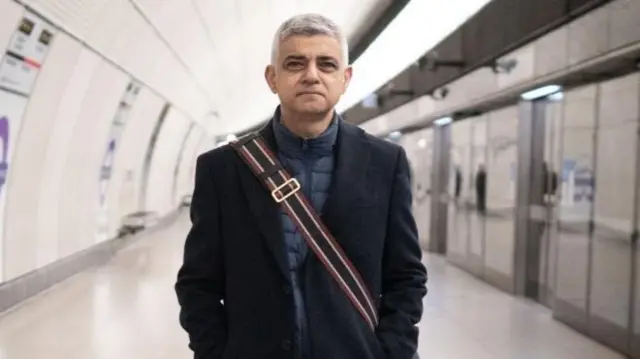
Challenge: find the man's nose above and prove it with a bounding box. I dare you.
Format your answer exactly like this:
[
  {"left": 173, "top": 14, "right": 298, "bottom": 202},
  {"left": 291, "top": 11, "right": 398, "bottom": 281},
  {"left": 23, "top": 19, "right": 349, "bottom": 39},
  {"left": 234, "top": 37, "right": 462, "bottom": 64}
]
[{"left": 302, "top": 64, "right": 321, "bottom": 83}]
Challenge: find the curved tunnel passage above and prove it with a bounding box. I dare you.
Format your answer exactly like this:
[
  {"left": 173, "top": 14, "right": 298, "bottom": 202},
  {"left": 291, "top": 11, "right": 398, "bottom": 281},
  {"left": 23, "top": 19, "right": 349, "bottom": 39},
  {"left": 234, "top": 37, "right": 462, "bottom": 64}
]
[{"left": 0, "top": 0, "right": 637, "bottom": 358}]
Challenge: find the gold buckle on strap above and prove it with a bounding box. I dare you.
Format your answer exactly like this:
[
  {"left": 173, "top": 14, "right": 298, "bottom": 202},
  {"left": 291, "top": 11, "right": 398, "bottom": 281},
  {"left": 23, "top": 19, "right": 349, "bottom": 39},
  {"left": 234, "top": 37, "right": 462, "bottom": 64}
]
[{"left": 271, "top": 178, "right": 300, "bottom": 203}]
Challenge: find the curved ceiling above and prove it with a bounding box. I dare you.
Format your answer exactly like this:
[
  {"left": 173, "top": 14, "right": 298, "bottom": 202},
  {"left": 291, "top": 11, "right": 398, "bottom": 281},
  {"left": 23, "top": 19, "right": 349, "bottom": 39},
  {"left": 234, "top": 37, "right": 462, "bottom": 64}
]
[{"left": 19, "top": 0, "right": 389, "bottom": 135}]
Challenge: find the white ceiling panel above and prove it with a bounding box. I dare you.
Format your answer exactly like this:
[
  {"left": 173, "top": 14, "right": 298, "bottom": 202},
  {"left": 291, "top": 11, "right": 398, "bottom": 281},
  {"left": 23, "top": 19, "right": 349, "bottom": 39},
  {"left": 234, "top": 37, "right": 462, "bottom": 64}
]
[
  {"left": 111, "top": 8, "right": 210, "bottom": 120},
  {"left": 24, "top": 0, "right": 110, "bottom": 40},
  {"left": 20, "top": 0, "right": 390, "bottom": 133},
  {"left": 134, "top": 0, "right": 390, "bottom": 134},
  {"left": 132, "top": 0, "right": 219, "bottom": 90},
  {"left": 84, "top": 0, "right": 131, "bottom": 56},
  {"left": 116, "top": 12, "right": 166, "bottom": 82}
]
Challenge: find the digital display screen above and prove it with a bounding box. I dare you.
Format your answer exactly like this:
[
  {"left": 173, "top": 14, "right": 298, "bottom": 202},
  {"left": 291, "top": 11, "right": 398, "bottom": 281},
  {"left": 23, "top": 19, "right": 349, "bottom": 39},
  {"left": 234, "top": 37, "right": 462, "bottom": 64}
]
[
  {"left": 18, "top": 18, "right": 34, "bottom": 36},
  {"left": 39, "top": 30, "right": 52, "bottom": 45}
]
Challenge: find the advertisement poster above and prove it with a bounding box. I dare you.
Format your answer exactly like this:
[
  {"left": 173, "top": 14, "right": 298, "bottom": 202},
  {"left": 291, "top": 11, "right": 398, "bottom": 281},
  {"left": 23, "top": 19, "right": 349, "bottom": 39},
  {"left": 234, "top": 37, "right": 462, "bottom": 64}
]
[
  {"left": 0, "top": 11, "right": 55, "bottom": 280},
  {"left": 0, "top": 91, "right": 29, "bottom": 280},
  {"left": 95, "top": 81, "right": 141, "bottom": 243},
  {"left": 0, "top": 12, "right": 55, "bottom": 96},
  {"left": 560, "top": 157, "right": 594, "bottom": 221}
]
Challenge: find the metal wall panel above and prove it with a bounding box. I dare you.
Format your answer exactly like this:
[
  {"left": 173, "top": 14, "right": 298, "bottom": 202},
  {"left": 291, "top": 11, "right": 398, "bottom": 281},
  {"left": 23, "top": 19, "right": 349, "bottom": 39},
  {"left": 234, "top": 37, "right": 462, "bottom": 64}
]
[
  {"left": 446, "top": 120, "right": 473, "bottom": 269},
  {"left": 429, "top": 124, "right": 451, "bottom": 254},
  {"left": 468, "top": 116, "right": 489, "bottom": 275},
  {"left": 513, "top": 98, "right": 559, "bottom": 306},
  {"left": 513, "top": 101, "right": 537, "bottom": 297},
  {"left": 567, "top": 5, "right": 611, "bottom": 66},
  {"left": 534, "top": 26, "right": 570, "bottom": 76},
  {"left": 483, "top": 105, "right": 519, "bottom": 292},
  {"left": 402, "top": 129, "right": 434, "bottom": 251},
  {"left": 588, "top": 72, "right": 638, "bottom": 354},
  {"left": 553, "top": 84, "right": 597, "bottom": 331},
  {"left": 609, "top": 0, "right": 640, "bottom": 50}
]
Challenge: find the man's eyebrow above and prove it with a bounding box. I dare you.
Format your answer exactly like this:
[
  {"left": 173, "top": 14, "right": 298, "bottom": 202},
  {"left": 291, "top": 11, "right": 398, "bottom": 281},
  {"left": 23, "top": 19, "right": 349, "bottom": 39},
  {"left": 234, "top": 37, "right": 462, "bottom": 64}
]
[
  {"left": 283, "top": 55, "right": 338, "bottom": 62},
  {"left": 283, "top": 55, "right": 307, "bottom": 61},
  {"left": 317, "top": 55, "right": 338, "bottom": 62}
]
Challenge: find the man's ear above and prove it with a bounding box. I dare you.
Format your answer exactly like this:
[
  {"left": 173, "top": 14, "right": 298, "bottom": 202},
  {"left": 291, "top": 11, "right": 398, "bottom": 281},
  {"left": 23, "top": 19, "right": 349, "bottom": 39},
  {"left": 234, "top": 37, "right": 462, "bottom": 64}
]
[
  {"left": 264, "top": 65, "right": 277, "bottom": 94},
  {"left": 342, "top": 66, "right": 353, "bottom": 93}
]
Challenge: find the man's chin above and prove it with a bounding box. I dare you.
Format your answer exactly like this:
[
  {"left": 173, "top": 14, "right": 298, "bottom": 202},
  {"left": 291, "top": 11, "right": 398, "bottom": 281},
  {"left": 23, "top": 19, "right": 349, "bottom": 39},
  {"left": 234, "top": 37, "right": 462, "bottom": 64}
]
[{"left": 293, "top": 103, "right": 331, "bottom": 116}]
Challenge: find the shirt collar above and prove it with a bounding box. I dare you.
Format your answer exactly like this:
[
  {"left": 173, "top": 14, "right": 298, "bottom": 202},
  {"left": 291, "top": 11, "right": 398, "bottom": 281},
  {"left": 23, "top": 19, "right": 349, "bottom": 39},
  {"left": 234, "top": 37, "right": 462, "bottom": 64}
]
[{"left": 272, "top": 106, "right": 339, "bottom": 156}]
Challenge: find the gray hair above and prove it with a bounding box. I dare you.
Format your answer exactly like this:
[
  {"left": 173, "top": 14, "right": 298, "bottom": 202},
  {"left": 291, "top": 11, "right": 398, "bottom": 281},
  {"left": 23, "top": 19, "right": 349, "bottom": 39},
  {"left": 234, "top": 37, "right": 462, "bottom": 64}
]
[{"left": 271, "top": 13, "right": 349, "bottom": 66}]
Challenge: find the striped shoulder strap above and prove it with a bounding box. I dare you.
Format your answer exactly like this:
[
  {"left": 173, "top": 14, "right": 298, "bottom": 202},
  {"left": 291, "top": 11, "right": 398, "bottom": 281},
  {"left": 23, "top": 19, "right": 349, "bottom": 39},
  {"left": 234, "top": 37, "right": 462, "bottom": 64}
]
[{"left": 230, "top": 132, "right": 378, "bottom": 330}]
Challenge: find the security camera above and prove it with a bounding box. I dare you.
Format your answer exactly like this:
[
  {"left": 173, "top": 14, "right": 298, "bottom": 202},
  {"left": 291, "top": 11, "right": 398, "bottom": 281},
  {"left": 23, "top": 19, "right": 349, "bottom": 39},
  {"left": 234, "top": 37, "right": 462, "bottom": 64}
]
[
  {"left": 492, "top": 58, "right": 518, "bottom": 74},
  {"left": 379, "top": 82, "right": 415, "bottom": 98},
  {"left": 429, "top": 87, "right": 449, "bottom": 100},
  {"left": 418, "top": 52, "right": 439, "bottom": 71},
  {"left": 418, "top": 50, "right": 465, "bottom": 71}
]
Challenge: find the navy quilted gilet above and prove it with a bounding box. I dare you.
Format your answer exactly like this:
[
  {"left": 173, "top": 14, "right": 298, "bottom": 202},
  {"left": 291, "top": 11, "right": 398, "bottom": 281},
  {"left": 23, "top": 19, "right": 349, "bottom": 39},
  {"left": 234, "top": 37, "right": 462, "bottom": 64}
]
[{"left": 272, "top": 112, "right": 338, "bottom": 359}]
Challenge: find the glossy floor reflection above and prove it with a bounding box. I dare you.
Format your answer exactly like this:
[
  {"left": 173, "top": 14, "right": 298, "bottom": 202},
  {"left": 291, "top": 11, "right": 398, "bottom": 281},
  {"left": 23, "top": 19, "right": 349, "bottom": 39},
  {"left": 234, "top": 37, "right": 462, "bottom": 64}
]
[{"left": 0, "top": 211, "right": 626, "bottom": 359}]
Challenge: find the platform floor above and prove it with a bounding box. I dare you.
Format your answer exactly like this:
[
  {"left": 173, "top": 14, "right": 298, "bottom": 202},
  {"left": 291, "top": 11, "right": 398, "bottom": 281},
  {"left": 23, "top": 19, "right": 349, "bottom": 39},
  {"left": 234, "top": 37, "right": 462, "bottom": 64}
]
[{"left": 0, "top": 212, "right": 626, "bottom": 359}]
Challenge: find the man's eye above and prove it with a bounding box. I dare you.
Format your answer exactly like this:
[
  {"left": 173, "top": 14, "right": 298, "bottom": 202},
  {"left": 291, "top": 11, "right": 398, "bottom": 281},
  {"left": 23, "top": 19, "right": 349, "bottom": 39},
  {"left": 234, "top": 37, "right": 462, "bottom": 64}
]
[
  {"left": 321, "top": 62, "right": 337, "bottom": 69},
  {"left": 286, "top": 62, "right": 303, "bottom": 68}
]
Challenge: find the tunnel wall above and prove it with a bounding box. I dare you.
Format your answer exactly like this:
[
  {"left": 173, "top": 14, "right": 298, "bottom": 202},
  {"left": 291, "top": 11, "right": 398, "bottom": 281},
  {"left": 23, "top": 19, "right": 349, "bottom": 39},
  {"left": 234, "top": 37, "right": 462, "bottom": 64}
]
[
  {"left": 0, "top": 1, "right": 209, "bottom": 312},
  {"left": 379, "top": 1, "right": 640, "bottom": 356}
]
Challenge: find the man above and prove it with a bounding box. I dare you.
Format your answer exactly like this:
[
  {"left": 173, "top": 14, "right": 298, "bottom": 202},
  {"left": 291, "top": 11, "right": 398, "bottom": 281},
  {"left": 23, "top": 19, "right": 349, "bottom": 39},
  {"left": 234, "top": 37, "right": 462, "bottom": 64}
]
[{"left": 175, "top": 13, "right": 427, "bottom": 359}]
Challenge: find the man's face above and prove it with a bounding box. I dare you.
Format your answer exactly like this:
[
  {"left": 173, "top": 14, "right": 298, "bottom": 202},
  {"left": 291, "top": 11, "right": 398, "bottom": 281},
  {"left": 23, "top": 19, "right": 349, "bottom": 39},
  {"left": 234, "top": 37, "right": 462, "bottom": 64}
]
[{"left": 265, "top": 35, "right": 352, "bottom": 115}]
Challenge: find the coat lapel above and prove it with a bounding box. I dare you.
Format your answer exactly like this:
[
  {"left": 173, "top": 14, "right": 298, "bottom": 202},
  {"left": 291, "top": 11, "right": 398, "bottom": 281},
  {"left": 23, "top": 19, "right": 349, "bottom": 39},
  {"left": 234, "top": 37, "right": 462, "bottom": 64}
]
[
  {"left": 235, "top": 123, "right": 291, "bottom": 283},
  {"left": 321, "top": 121, "right": 372, "bottom": 236},
  {"left": 233, "top": 117, "right": 371, "bottom": 281}
]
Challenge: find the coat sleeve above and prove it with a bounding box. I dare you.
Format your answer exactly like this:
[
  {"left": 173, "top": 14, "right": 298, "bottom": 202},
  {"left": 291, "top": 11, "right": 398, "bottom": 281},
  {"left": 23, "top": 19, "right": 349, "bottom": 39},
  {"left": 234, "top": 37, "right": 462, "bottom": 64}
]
[
  {"left": 376, "top": 147, "right": 428, "bottom": 359},
  {"left": 175, "top": 154, "right": 227, "bottom": 359}
]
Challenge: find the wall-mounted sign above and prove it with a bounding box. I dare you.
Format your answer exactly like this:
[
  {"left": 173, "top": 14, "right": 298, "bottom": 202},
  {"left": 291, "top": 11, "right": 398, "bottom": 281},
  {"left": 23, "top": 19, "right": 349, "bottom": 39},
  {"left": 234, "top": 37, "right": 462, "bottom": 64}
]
[
  {"left": 558, "top": 157, "right": 594, "bottom": 223},
  {"left": 562, "top": 158, "right": 594, "bottom": 204},
  {"left": 95, "top": 81, "right": 142, "bottom": 243},
  {"left": 0, "top": 10, "right": 55, "bottom": 281},
  {"left": 0, "top": 12, "right": 55, "bottom": 96}
]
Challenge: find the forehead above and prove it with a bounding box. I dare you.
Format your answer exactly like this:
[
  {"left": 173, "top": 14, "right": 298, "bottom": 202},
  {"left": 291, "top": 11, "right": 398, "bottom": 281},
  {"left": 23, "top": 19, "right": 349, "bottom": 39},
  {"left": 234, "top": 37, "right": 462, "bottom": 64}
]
[{"left": 277, "top": 35, "right": 343, "bottom": 61}]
